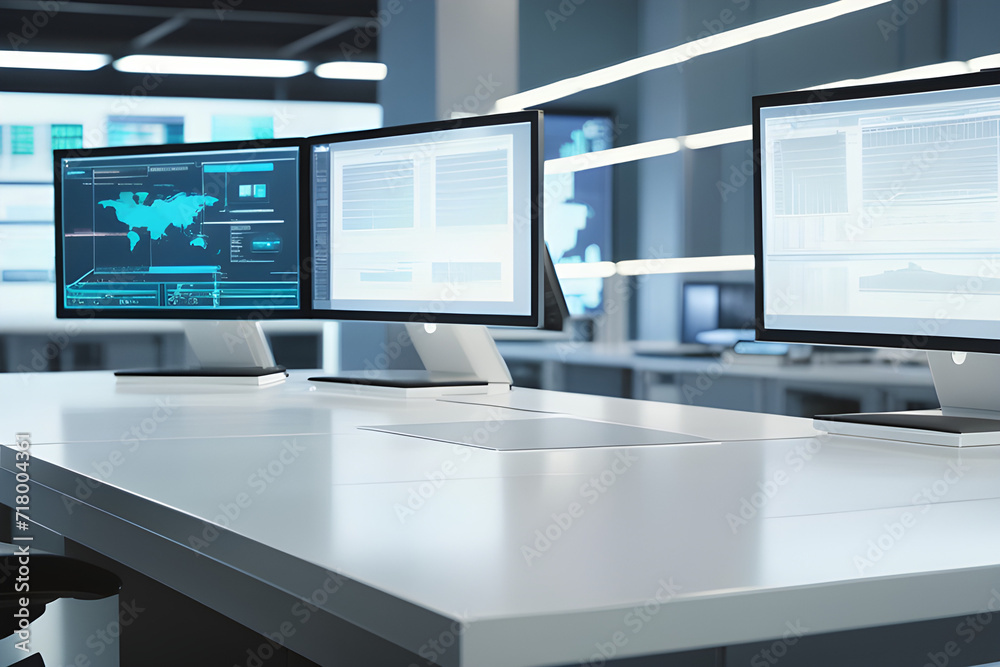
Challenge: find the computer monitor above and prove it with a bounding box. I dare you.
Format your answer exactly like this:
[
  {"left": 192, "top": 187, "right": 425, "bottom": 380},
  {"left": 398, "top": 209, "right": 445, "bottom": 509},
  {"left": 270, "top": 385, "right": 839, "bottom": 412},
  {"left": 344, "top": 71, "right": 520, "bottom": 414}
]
[
  {"left": 305, "top": 110, "right": 544, "bottom": 394},
  {"left": 54, "top": 139, "right": 302, "bottom": 383},
  {"left": 755, "top": 69, "right": 1000, "bottom": 444},
  {"left": 682, "top": 282, "right": 755, "bottom": 345}
]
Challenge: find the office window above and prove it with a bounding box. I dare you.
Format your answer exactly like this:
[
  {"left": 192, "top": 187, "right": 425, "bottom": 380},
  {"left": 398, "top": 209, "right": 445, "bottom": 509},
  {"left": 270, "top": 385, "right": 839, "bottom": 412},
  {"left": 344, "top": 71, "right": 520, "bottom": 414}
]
[
  {"left": 51, "top": 124, "right": 84, "bottom": 150},
  {"left": 11, "top": 125, "right": 34, "bottom": 155}
]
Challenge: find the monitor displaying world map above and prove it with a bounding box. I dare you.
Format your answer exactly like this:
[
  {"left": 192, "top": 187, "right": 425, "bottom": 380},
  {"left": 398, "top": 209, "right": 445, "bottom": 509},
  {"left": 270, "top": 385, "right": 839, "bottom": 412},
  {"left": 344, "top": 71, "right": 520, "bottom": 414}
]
[{"left": 56, "top": 142, "right": 301, "bottom": 312}]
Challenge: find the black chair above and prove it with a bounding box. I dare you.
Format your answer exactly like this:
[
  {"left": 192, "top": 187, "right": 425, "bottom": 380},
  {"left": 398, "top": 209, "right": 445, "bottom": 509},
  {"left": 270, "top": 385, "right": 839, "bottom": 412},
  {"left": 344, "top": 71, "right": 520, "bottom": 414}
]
[{"left": 1, "top": 544, "right": 122, "bottom": 667}]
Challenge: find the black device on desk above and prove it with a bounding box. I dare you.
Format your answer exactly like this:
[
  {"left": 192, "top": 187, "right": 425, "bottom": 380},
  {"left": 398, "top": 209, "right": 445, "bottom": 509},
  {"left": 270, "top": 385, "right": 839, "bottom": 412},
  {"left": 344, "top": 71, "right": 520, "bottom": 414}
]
[
  {"left": 754, "top": 68, "right": 1000, "bottom": 445},
  {"left": 633, "top": 281, "right": 754, "bottom": 358}
]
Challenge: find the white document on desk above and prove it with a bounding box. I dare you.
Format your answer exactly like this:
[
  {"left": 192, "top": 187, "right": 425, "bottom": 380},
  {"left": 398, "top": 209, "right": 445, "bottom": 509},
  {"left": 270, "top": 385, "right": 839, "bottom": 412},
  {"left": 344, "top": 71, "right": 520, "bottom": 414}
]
[{"left": 360, "top": 416, "right": 713, "bottom": 451}]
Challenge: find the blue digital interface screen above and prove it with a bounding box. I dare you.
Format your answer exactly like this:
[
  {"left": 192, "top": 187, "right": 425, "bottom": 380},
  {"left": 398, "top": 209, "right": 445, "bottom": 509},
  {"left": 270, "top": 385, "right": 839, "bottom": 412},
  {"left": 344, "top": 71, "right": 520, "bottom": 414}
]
[
  {"left": 543, "top": 113, "right": 614, "bottom": 316},
  {"left": 59, "top": 146, "right": 300, "bottom": 311}
]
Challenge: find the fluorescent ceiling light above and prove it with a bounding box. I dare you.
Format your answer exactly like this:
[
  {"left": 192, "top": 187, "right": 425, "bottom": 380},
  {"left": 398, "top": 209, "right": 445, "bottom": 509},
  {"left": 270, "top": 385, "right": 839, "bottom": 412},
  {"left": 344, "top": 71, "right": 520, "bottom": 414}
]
[
  {"left": 315, "top": 61, "right": 387, "bottom": 81},
  {"left": 494, "top": 0, "right": 889, "bottom": 112},
  {"left": 0, "top": 50, "right": 110, "bottom": 71},
  {"left": 545, "top": 138, "right": 680, "bottom": 175},
  {"left": 810, "top": 61, "right": 972, "bottom": 89},
  {"left": 541, "top": 55, "right": 1000, "bottom": 175},
  {"left": 617, "top": 255, "right": 754, "bottom": 276},
  {"left": 969, "top": 54, "right": 1000, "bottom": 71},
  {"left": 554, "top": 262, "right": 618, "bottom": 280},
  {"left": 114, "top": 55, "right": 308, "bottom": 78},
  {"left": 682, "top": 125, "right": 752, "bottom": 150}
]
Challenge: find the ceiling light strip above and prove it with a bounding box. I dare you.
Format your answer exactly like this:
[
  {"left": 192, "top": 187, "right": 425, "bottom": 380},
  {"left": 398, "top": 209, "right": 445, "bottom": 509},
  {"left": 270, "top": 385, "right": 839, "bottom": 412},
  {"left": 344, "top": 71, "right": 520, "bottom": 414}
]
[
  {"left": 617, "top": 255, "right": 754, "bottom": 276},
  {"left": 554, "top": 262, "right": 618, "bottom": 280},
  {"left": 113, "top": 54, "right": 309, "bottom": 78},
  {"left": 314, "top": 61, "right": 388, "bottom": 81},
  {"left": 544, "top": 138, "right": 681, "bottom": 174},
  {"left": 0, "top": 50, "right": 110, "bottom": 71},
  {"left": 541, "top": 55, "right": 1000, "bottom": 175},
  {"left": 494, "top": 0, "right": 889, "bottom": 113}
]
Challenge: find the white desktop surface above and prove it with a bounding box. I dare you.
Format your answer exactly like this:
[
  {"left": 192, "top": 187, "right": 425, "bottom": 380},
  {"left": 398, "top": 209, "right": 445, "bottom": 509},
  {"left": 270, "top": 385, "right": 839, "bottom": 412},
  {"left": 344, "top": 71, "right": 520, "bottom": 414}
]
[{"left": 3, "top": 371, "right": 1000, "bottom": 667}]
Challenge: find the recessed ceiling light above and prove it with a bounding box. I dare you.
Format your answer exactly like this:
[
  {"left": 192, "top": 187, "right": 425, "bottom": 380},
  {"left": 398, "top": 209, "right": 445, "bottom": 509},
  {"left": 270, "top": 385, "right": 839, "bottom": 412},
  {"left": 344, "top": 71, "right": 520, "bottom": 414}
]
[
  {"left": 314, "top": 61, "right": 388, "bottom": 81},
  {"left": 114, "top": 55, "right": 309, "bottom": 78},
  {"left": 0, "top": 50, "right": 110, "bottom": 71}
]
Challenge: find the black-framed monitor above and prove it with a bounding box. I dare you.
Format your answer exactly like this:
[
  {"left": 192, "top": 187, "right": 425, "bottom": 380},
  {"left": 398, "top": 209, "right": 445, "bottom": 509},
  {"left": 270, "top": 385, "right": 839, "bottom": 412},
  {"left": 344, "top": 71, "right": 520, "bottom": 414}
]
[
  {"left": 755, "top": 69, "right": 1000, "bottom": 445},
  {"left": 305, "top": 110, "right": 544, "bottom": 394},
  {"left": 54, "top": 139, "right": 302, "bottom": 383}
]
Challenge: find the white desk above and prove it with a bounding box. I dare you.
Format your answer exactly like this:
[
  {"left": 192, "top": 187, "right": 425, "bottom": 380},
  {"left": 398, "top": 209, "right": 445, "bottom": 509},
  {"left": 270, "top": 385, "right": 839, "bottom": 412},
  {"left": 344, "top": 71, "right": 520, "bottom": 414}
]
[{"left": 3, "top": 371, "right": 1000, "bottom": 666}]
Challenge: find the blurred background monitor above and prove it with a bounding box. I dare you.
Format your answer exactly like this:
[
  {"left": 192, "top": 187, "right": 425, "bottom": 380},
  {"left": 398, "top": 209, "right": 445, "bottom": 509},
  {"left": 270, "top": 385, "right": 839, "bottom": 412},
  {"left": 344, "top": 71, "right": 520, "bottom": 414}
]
[
  {"left": 681, "top": 281, "right": 755, "bottom": 346},
  {"left": 0, "top": 91, "right": 380, "bottom": 327},
  {"left": 542, "top": 112, "right": 614, "bottom": 316}
]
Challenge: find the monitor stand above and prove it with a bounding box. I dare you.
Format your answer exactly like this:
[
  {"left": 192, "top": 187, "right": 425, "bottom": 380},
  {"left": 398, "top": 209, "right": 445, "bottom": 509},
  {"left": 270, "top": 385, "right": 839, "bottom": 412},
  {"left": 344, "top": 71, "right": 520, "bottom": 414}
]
[
  {"left": 814, "top": 351, "right": 1000, "bottom": 447},
  {"left": 309, "top": 322, "right": 512, "bottom": 397},
  {"left": 114, "top": 321, "right": 287, "bottom": 386}
]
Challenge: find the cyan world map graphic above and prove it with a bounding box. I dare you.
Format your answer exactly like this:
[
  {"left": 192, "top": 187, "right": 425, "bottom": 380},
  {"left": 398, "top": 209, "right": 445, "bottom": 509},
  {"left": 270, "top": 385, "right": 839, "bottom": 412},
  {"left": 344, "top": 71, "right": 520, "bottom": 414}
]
[{"left": 99, "top": 191, "right": 218, "bottom": 251}]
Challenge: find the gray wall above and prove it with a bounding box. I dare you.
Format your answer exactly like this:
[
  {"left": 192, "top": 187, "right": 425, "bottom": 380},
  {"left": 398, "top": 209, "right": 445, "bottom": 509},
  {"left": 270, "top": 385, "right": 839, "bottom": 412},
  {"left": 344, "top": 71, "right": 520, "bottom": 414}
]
[{"left": 518, "top": 0, "right": 641, "bottom": 269}]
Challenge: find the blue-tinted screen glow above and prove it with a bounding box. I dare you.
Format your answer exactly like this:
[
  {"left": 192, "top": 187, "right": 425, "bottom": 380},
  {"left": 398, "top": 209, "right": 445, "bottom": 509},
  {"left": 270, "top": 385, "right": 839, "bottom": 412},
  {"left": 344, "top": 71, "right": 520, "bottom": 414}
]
[
  {"left": 543, "top": 114, "right": 614, "bottom": 316},
  {"left": 59, "top": 146, "right": 300, "bottom": 311}
]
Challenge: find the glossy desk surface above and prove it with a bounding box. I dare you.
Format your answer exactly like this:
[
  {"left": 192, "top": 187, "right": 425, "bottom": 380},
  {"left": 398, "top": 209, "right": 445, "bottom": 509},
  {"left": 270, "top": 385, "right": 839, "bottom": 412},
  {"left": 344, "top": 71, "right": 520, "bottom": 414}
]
[{"left": 3, "top": 371, "right": 1000, "bottom": 667}]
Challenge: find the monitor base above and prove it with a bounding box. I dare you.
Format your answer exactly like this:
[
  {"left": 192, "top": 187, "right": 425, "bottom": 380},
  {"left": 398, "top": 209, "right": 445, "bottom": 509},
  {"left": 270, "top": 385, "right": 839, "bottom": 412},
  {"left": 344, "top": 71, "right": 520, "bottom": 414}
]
[
  {"left": 309, "top": 371, "right": 509, "bottom": 397},
  {"left": 813, "top": 351, "right": 1000, "bottom": 447},
  {"left": 814, "top": 411, "right": 1000, "bottom": 447},
  {"left": 115, "top": 366, "right": 287, "bottom": 386}
]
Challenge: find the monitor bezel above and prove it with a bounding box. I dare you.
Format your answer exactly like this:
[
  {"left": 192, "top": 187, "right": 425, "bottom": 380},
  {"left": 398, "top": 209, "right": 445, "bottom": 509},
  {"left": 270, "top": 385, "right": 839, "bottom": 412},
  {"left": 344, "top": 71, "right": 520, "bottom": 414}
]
[
  {"left": 54, "top": 137, "right": 305, "bottom": 320},
  {"left": 753, "top": 69, "right": 1000, "bottom": 355},
  {"left": 303, "top": 110, "right": 544, "bottom": 328}
]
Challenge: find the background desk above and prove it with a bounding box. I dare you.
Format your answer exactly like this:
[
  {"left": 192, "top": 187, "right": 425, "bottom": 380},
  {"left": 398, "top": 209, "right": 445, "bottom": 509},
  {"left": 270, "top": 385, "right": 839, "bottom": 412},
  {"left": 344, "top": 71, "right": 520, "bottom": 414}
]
[
  {"left": 3, "top": 371, "right": 1000, "bottom": 666},
  {"left": 498, "top": 340, "right": 939, "bottom": 416}
]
